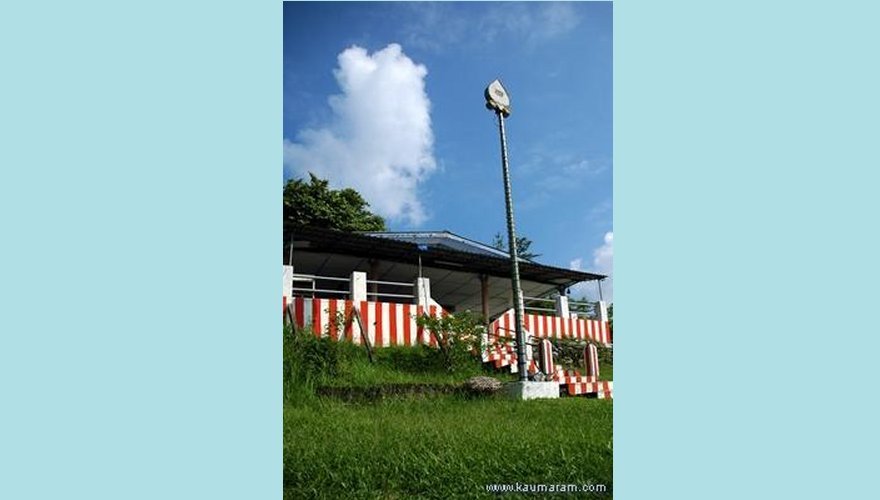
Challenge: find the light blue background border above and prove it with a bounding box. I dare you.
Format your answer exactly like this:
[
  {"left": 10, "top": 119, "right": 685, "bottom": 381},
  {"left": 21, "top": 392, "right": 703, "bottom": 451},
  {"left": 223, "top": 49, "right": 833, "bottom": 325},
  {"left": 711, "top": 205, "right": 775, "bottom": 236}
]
[
  {"left": 1, "top": 1, "right": 280, "bottom": 498},
  {"left": 616, "top": 1, "right": 879, "bottom": 498},
  {"left": 2, "top": 1, "right": 879, "bottom": 499}
]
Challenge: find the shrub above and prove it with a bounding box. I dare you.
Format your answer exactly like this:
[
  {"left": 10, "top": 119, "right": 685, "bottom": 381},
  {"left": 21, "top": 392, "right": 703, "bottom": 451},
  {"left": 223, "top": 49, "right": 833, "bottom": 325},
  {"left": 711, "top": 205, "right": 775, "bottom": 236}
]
[
  {"left": 552, "top": 339, "right": 613, "bottom": 369},
  {"left": 414, "top": 310, "right": 486, "bottom": 373}
]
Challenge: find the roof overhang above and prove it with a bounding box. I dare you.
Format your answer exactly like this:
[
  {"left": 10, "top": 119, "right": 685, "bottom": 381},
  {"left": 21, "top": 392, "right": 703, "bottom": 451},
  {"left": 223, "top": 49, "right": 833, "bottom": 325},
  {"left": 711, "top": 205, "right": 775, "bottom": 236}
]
[{"left": 284, "top": 225, "right": 606, "bottom": 318}]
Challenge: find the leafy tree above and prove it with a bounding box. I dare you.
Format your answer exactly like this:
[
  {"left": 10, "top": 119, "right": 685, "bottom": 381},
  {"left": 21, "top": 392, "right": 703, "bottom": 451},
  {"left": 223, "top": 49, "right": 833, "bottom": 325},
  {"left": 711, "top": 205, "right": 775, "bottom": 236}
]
[
  {"left": 283, "top": 173, "right": 386, "bottom": 233},
  {"left": 492, "top": 232, "right": 541, "bottom": 260}
]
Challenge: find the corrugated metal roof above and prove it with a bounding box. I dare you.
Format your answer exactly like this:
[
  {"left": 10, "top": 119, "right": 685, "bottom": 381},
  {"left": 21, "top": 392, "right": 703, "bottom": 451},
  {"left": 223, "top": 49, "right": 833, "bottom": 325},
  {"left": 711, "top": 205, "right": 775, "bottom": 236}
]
[
  {"left": 360, "top": 230, "right": 514, "bottom": 260},
  {"left": 284, "top": 225, "right": 605, "bottom": 286}
]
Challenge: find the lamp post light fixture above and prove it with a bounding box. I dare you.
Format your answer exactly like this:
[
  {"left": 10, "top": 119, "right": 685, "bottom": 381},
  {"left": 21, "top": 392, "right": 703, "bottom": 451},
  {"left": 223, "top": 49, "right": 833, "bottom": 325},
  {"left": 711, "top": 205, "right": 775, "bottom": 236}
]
[{"left": 485, "top": 79, "right": 527, "bottom": 381}]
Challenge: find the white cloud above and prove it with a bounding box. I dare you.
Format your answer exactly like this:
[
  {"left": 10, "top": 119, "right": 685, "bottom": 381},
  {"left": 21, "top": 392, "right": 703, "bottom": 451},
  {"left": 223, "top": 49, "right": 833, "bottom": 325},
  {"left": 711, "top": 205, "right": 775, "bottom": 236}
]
[
  {"left": 284, "top": 44, "right": 436, "bottom": 225},
  {"left": 593, "top": 232, "right": 613, "bottom": 276},
  {"left": 534, "top": 2, "right": 582, "bottom": 39},
  {"left": 569, "top": 232, "right": 613, "bottom": 302},
  {"left": 481, "top": 2, "right": 581, "bottom": 45},
  {"left": 403, "top": 2, "right": 581, "bottom": 52}
]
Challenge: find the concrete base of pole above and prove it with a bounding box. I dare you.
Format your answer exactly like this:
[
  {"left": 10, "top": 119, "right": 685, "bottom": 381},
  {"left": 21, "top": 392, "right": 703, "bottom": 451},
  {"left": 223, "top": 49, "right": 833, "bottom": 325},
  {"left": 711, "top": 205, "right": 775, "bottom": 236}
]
[{"left": 504, "top": 381, "right": 560, "bottom": 400}]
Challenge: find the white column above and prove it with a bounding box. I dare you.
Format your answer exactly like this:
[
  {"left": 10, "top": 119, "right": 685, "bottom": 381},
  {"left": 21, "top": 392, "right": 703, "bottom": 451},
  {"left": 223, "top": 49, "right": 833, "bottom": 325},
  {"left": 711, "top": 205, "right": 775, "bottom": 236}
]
[
  {"left": 282, "top": 265, "right": 293, "bottom": 299},
  {"left": 596, "top": 300, "right": 609, "bottom": 322},
  {"left": 414, "top": 277, "right": 431, "bottom": 309},
  {"left": 555, "top": 295, "right": 570, "bottom": 318},
  {"left": 350, "top": 271, "right": 367, "bottom": 302}
]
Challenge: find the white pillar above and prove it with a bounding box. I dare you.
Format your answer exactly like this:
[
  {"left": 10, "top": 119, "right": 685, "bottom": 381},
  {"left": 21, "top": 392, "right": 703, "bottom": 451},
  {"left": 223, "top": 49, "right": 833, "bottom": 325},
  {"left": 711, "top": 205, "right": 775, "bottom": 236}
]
[
  {"left": 282, "top": 265, "right": 293, "bottom": 299},
  {"left": 596, "top": 300, "right": 609, "bottom": 322},
  {"left": 414, "top": 277, "right": 431, "bottom": 308},
  {"left": 413, "top": 278, "right": 431, "bottom": 309},
  {"left": 555, "top": 295, "right": 570, "bottom": 318},
  {"left": 350, "top": 271, "right": 367, "bottom": 302}
]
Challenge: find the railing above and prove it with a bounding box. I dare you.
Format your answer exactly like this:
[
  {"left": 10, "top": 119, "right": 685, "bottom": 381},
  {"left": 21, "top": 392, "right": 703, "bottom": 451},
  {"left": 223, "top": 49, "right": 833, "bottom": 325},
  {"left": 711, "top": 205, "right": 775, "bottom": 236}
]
[
  {"left": 290, "top": 273, "right": 350, "bottom": 298},
  {"left": 522, "top": 295, "right": 557, "bottom": 314},
  {"left": 366, "top": 279, "right": 415, "bottom": 300},
  {"left": 569, "top": 299, "right": 599, "bottom": 319},
  {"left": 521, "top": 295, "right": 600, "bottom": 319},
  {"left": 289, "top": 273, "right": 419, "bottom": 303}
]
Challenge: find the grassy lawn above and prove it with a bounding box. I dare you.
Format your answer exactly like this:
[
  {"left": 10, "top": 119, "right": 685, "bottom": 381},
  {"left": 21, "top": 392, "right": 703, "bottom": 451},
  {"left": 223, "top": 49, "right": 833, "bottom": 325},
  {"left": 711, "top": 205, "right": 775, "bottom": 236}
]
[
  {"left": 284, "top": 397, "right": 612, "bottom": 499},
  {"left": 284, "top": 328, "right": 613, "bottom": 498}
]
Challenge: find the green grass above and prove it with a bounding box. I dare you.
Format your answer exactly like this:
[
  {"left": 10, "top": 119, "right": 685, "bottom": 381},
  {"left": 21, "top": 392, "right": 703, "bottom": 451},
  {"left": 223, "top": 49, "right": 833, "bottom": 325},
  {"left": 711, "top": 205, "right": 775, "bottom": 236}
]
[
  {"left": 284, "top": 396, "right": 612, "bottom": 499},
  {"left": 328, "top": 344, "right": 519, "bottom": 387},
  {"left": 283, "top": 327, "right": 613, "bottom": 498},
  {"left": 318, "top": 340, "right": 611, "bottom": 387}
]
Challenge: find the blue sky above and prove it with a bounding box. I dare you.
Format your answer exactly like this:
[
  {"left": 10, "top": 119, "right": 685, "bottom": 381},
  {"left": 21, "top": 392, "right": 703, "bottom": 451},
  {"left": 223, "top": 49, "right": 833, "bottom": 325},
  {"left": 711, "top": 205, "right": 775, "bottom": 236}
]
[{"left": 283, "top": 1, "right": 612, "bottom": 300}]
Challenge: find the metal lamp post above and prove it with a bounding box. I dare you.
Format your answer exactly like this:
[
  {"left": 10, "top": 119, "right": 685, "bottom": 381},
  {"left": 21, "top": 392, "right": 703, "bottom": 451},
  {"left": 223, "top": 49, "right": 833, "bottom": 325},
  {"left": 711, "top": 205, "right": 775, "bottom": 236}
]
[{"left": 485, "top": 79, "right": 528, "bottom": 381}]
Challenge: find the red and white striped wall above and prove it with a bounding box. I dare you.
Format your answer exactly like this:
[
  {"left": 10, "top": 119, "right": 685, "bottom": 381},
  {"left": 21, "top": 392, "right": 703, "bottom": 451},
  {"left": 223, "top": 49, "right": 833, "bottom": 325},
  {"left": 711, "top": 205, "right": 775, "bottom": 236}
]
[
  {"left": 285, "top": 297, "right": 447, "bottom": 347},
  {"left": 490, "top": 309, "right": 612, "bottom": 345}
]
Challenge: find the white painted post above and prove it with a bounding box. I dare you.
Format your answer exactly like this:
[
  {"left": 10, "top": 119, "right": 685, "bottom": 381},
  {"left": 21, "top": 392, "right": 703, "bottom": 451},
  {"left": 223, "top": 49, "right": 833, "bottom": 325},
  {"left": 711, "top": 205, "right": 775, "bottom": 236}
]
[
  {"left": 282, "top": 265, "right": 293, "bottom": 300},
  {"left": 350, "top": 271, "right": 367, "bottom": 302},
  {"left": 555, "top": 295, "right": 570, "bottom": 318},
  {"left": 596, "top": 300, "right": 609, "bottom": 322},
  {"left": 414, "top": 277, "right": 431, "bottom": 308}
]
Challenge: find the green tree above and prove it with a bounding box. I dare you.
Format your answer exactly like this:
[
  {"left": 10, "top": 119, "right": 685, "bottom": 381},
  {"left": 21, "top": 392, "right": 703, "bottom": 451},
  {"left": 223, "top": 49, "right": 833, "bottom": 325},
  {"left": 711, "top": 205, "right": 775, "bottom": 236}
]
[
  {"left": 283, "top": 173, "right": 386, "bottom": 233},
  {"left": 492, "top": 232, "right": 541, "bottom": 260}
]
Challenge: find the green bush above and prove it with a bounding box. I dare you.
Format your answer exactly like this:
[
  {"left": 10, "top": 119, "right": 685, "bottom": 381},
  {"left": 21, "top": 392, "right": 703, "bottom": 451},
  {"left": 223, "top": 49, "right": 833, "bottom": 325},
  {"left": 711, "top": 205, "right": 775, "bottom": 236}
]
[
  {"left": 415, "top": 310, "right": 486, "bottom": 373},
  {"left": 552, "top": 339, "right": 613, "bottom": 369}
]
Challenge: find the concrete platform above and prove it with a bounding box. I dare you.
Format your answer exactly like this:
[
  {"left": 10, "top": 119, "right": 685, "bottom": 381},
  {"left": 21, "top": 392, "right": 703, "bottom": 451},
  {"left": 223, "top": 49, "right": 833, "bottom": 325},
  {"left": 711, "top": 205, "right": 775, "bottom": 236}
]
[{"left": 504, "top": 381, "right": 560, "bottom": 400}]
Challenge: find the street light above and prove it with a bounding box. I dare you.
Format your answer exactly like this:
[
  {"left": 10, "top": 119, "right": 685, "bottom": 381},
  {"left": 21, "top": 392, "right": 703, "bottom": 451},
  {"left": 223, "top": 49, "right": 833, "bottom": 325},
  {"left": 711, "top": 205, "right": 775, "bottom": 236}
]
[{"left": 485, "top": 79, "right": 527, "bottom": 381}]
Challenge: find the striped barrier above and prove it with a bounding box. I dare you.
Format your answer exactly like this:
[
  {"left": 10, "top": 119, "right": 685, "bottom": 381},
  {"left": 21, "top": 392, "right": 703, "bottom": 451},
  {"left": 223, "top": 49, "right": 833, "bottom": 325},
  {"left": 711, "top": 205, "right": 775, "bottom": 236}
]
[
  {"left": 567, "top": 381, "right": 613, "bottom": 399},
  {"left": 552, "top": 368, "right": 594, "bottom": 384},
  {"left": 485, "top": 344, "right": 519, "bottom": 373},
  {"left": 490, "top": 309, "right": 612, "bottom": 345},
  {"left": 285, "top": 297, "right": 446, "bottom": 347}
]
